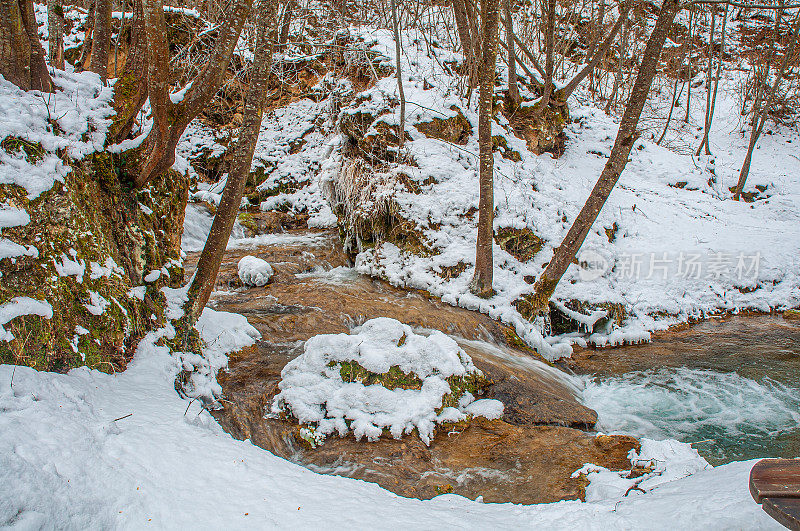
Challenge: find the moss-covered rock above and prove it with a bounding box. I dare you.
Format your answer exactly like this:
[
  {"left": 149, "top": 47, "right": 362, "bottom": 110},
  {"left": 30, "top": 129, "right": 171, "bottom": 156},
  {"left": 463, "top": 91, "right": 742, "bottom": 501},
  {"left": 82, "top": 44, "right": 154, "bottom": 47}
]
[{"left": 0, "top": 151, "right": 188, "bottom": 373}]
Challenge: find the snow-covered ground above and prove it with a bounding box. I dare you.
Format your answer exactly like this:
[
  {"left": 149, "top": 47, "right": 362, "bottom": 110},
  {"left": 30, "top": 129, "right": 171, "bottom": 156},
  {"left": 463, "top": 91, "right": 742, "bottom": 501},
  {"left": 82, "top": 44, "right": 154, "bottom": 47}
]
[
  {"left": 0, "top": 308, "right": 781, "bottom": 529},
  {"left": 309, "top": 27, "right": 800, "bottom": 359}
]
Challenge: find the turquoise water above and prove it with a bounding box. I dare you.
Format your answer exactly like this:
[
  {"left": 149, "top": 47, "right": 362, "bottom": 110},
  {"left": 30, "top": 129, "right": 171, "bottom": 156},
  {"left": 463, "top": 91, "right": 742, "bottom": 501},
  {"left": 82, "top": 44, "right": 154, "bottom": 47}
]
[{"left": 578, "top": 316, "right": 800, "bottom": 465}]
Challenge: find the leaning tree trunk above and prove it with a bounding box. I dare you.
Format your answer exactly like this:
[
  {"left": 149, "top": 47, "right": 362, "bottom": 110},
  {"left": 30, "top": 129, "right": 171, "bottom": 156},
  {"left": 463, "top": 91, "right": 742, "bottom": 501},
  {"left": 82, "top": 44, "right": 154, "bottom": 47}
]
[
  {"left": 391, "top": 0, "right": 406, "bottom": 148},
  {"left": 132, "top": 0, "right": 254, "bottom": 189},
  {"left": 76, "top": 0, "right": 95, "bottom": 71},
  {"left": 527, "top": 0, "right": 681, "bottom": 315},
  {"left": 90, "top": 0, "right": 111, "bottom": 81},
  {"left": 108, "top": 0, "right": 148, "bottom": 143},
  {"left": 0, "top": 0, "right": 53, "bottom": 91},
  {"left": 47, "top": 0, "right": 65, "bottom": 70},
  {"left": 503, "top": 0, "right": 520, "bottom": 108},
  {"left": 735, "top": 13, "right": 800, "bottom": 200},
  {"left": 185, "top": 1, "right": 277, "bottom": 323},
  {"left": 470, "top": 0, "right": 501, "bottom": 298}
]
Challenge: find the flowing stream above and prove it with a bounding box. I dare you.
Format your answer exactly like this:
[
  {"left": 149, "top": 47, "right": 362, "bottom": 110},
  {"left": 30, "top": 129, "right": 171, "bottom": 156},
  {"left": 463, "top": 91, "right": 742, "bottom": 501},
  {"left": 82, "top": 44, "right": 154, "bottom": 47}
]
[
  {"left": 571, "top": 316, "right": 800, "bottom": 465},
  {"left": 184, "top": 209, "right": 800, "bottom": 471}
]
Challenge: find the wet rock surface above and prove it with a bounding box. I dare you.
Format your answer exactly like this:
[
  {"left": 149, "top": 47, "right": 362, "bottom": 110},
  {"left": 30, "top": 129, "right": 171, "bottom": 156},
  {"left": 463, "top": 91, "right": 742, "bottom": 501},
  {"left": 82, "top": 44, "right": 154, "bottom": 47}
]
[
  {"left": 186, "top": 228, "right": 638, "bottom": 504},
  {"left": 566, "top": 314, "right": 800, "bottom": 387}
]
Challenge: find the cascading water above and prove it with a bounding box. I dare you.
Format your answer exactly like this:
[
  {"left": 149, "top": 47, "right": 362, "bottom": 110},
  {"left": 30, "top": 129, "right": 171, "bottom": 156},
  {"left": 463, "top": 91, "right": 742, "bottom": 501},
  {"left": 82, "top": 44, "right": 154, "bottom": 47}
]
[{"left": 581, "top": 367, "right": 800, "bottom": 465}]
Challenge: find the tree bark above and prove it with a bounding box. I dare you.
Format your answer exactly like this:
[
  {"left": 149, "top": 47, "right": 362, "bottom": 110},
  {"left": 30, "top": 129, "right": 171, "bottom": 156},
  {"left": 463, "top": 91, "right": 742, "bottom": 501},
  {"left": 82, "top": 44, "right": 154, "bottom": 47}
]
[
  {"left": 391, "top": 0, "right": 406, "bottom": 148},
  {"left": 186, "top": 1, "right": 277, "bottom": 323},
  {"left": 76, "top": 0, "right": 95, "bottom": 72},
  {"left": 452, "top": 0, "right": 476, "bottom": 79},
  {"left": 470, "top": 0, "right": 501, "bottom": 298},
  {"left": 503, "top": 0, "right": 520, "bottom": 108},
  {"left": 278, "top": 1, "right": 292, "bottom": 51},
  {"left": 696, "top": 8, "right": 717, "bottom": 156},
  {"left": 47, "top": 0, "right": 65, "bottom": 70},
  {"left": 560, "top": 3, "right": 630, "bottom": 102},
  {"left": 735, "top": 13, "right": 799, "bottom": 200},
  {"left": 0, "top": 0, "right": 53, "bottom": 91},
  {"left": 529, "top": 0, "right": 681, "bottom": 314},
  {"left": 109, "top": 0, "right": 147, "bottom": 143},
  {"left": 90, "top": 0, "right": 111, "bottom": 81},
  {"left": 133, "top": 0, "right": 255, "bottom": 189},
  {"left": 532, "top": 0, "right": 556, "bottom": 120}
]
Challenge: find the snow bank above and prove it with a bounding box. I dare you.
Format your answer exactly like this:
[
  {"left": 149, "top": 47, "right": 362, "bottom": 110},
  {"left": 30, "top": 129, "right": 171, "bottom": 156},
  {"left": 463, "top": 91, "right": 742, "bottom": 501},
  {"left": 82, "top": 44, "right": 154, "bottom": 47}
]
[
  {"left": 0, "top": 297, "right": 53, "bottom": 341},
  {"left": 0, "top": 341, "right": 777, "bottom": 529},
  {"left": 271, "top": 317, "right": 501, "bottom": 444},
  {"left": 237, "top": 256, "right": 273, "bottom": 287},
  {"left": 0, "top": 71, "right": 113, "bottom": 199},
  {"left": 327, "top": 27, "right": 800, "bottom": 360}
]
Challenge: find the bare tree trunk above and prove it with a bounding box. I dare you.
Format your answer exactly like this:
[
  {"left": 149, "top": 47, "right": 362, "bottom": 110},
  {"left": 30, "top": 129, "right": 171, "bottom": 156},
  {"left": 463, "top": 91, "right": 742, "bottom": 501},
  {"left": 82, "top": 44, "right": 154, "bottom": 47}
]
[
  {"left": 735, "top": 13, "right": 799, "bottom": 200},
  {"left": 108, "top": 0, "right": 147, "bottom": 143},
  {"left": 470, "top": 0, "right": 501, "bottom": 298},
  {"left": 463, "top": 0, "right": 481, "bottom": 92},
  {"left": 278, "top": 1, "right": 292, "bottom": 51},
  {"left": 684, "top": 7, "right": 694, "bottom": 122},
  {"left": 133, "top": 0, "right": 255, "bottom": 189},
  {"left": 528, "top": 0, "right": 681, "bottom": 315},
  {"left": 658, "top": 16, "right": 693, "bottom": 145},
  {"left": 47, "top": 0, "right": 65, "bottom": 70},
  {"left": 186, "top": 1, "right": 277, "bottom": 323},
  {"left": 560, "top": 3, "right": 630, "bottom": 102},
  {"left": 391, "top": 0, "right": 406, "bottom": 148},
  {"left": 453, "top": 0, "right": 476, "bottom": 74},
  {"left": 90, "top": 0, "right": 111, "bottom": 81},
  {"left": 503, "top": 0, "right": 519, "bottom": 108},
  {"left": 604, "top": 16, "right": 629, "bottom": 114},
  {"left": 533, "top": 0, "right": 556, "bottom": 120},
  {"left": 76, "top": 0, "right": 95, "bottom": 71},
  {"left": 696, "top": 8, "right": 717, "bottom": 156},
  {"left": 0, "top": 0, "right": 53, "bottom": 91}
]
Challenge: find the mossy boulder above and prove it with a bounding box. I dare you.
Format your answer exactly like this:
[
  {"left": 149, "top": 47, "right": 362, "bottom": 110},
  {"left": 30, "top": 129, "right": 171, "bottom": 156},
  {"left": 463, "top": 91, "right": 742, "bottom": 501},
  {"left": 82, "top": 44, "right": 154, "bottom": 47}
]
[{"left": 0, "top": 151, "right": 189, "bottom": 373}]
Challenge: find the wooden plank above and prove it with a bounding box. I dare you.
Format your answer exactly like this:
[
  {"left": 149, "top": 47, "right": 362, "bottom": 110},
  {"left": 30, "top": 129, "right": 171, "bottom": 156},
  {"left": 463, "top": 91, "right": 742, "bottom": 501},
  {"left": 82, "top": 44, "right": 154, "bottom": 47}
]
[
  {"left": 763, "top": 498, "right": 800, "bottom": 531},
  {"left": 750, "top": 459, "right": 800, "bottom": 503}
]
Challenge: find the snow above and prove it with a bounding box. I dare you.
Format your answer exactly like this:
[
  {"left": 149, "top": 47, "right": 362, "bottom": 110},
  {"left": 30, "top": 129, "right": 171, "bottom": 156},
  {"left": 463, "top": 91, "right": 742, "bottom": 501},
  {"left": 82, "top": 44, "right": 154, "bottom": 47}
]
[
  {"left": 0, "top": 312, "right": 780, "bottom": 528},
  {"left": 327, "top": 26, "right": 800, "bottom": 360},
  {"left": 144, "top": 270, "right": 162, "bottom": 283},
  {"left": 237, "top": 256, "right": 273, "bottom": 287},
  {"left": 0, "top": 204, "right": 30, "bottom": 229},
  {"left": 0, "top": 297, "right": 53, "bottom": 342},
  {"left": 0, "top": 70, "right": 114, "bottom": 199},
  {"left": 271, "top": 317, "right": 499, "bottom": 444}
]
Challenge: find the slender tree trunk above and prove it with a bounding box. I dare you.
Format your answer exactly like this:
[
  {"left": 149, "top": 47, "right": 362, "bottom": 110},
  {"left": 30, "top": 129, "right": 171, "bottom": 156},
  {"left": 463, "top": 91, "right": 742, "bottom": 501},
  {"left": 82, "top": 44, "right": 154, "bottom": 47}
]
[
  {"left": 186, "top": 1, "right": 277, "bottom": 323},
  {"left": 391, "top": 0, "right": 406, "bottom": 148},
  {"left": 529, "top": 0, "right": 681, "bottom": 314},
  {"left": 278, "top": 1, "right": 292, "bottom": 51},
  {"left": 658, "top": 17, "right": 693, "bottom": 145},
  {"left": 463, "top": 0, "right": 481, "bottom": 91},
  {"left": 109, "top": 0, "right": 147, "bottom": 143},
  {"left": 684, "top": 7, "right": 694, "bottom": 122},
  {"left": 735, "top": 13, "right": 799, "bottom": 200},
  {"left": 503, "top": 0, "right": 519, "bottom": 108},
  {"left": 90, "top": 0, "right": 111, "bottom": 81},
  {"left": 76, "top": 0, "right": 95, "bottom": 71},
  {"left": 453, "top": 0, "right": 476, "bottom": 82},
  {"left": 0, "top": 0, "right": 53, "bottom": 92},
  {"left": 470, "top": 0, "right": 501, "bottom": 298},
  {"left": 560, "top": 4, "right": 630, "bottom": 102},
  {"left": 48, "top": 0, "right": 65, "bottom": 70},
  {"left": 696, "top": 8, "right": 716, "bottom": 156},
  {"left": 604, "top": 16, "right": 629, "bottom": 114},
  {"left": 533, "top": 0, "right": 556, "bottom": 120},
  {"left": 133, "top": 0, "right": 255, "bottom": 189}
]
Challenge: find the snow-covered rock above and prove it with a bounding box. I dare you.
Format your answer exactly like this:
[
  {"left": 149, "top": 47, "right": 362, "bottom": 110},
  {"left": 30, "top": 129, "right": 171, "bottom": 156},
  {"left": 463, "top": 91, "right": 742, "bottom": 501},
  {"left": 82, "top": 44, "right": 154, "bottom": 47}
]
[
  {"left": 237, "top": 255, "right": 273, "bottom": 286},
  {"left": 271, "top": 317, "right": 500, "bottom": 444}
]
